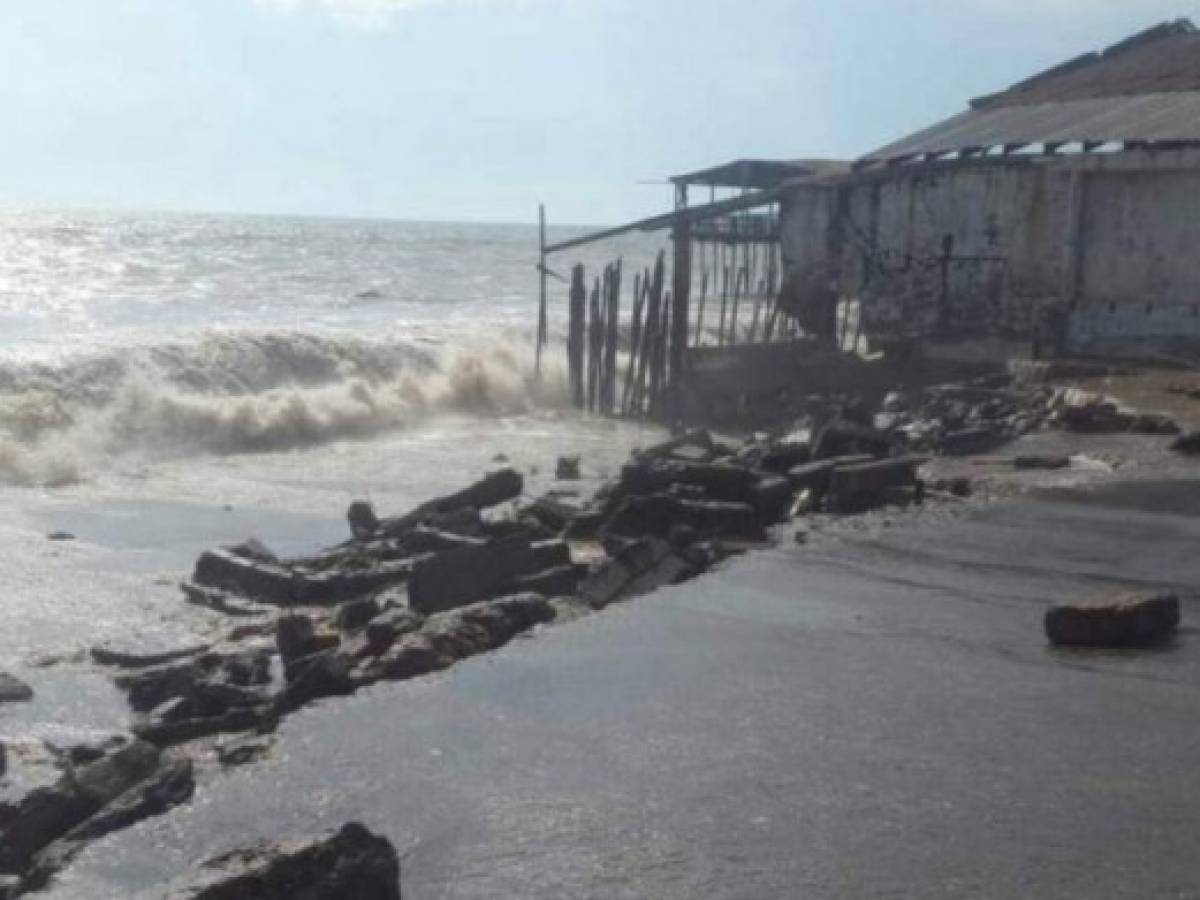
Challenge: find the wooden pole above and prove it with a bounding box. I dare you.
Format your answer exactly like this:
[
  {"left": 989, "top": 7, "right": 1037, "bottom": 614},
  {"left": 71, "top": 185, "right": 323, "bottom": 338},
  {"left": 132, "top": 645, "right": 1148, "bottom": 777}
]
[
  {"left": 652, "top": 290, "right": 671, "bottom": 416},
  {"left": 669, "top": 182, "right": 692, "bottom": 418},
  {"left": 718, "top": 255, "right": 730, "bottom": 347},
  {"left": 622, "top": 272, "right": 645, "bottom": 415},
  {"left": 729, "top": 264, "right": 744, "bottom": 346},
  {"left": 535, "top": 204, "right": 548, "bottom": 375},
  {"left": 694, "top": 268, "right": 709, "bottom": 346},
  {"left": 587, "top": 276, "right": 602, "bottom": 412},
  {"left": 602, "top": 260, "right": 621, "bottom": 414},
  {"left": 638, "top": 255, "right": 664, "bottom": 417},
  {"left": 567, "top": 264, "right": 586, "bottom": 408}
]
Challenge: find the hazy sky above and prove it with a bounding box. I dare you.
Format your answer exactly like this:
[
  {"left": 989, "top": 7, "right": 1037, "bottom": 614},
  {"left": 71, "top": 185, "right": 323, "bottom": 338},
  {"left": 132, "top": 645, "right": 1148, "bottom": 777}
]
[{"left": 0, "top": 0, "right": 1191, "bottom": 223}]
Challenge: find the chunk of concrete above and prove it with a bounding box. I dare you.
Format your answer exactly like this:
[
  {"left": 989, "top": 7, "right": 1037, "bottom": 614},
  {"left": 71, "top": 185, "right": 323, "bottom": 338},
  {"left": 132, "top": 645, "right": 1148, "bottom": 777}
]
[{"left": 1045, "top": 593, "right": 1181, "bottom": 647}]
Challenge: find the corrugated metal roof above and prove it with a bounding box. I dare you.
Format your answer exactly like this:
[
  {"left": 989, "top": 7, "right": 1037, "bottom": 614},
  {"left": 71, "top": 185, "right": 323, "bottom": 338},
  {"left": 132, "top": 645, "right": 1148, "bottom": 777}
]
[
  {"left": 862, "top": 91, "right": 1200, "bottom": 164},
  {"left": 975, "top": 19, "right": 1200, "bottom": 109}
]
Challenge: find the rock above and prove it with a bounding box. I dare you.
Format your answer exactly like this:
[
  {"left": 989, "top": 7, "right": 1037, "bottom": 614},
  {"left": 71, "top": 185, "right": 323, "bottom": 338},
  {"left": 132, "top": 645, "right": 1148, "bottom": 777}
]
[
  {"left": 555, "top": 456, "right": 581, "bottom": 480},
  {"left": 0, "top": 673, "right": 33, "bottom": 704},
  {"left": 1170, "top": 431, "right": 1200, "bottom": 455},
  {"left": 511, "top": 565, "right": 583, "bottom": 597},
  {"left": 1052, "top": 389, "right": 1136, "bottom": 433},
  {"left": 358, "top": 608, "right": 424, "bottom": 657},
  {"left": 155, "top": 822, "right": 401, "bottom": 900},
  {"left": 91, "top": 644, "right": 209, "bottom": 669},
  {"left": 219, "top": 650, "right": 272, "bottom": 688},
  {"left": 786, "top": 459, "right": 837, "bottom": 494},
  {"left": 278, "top": 651, "right": 356, "bottom": 712},
  {"left": 335, "top": 598, "right": 382, "bottom": 632},
  {"left": 347, "top": 501, "right": 381, "bottom": 540},
  {"left": 604, "top": 494, "right": 764, "bottom": 541},
  {"left": 406, "top": 536, "right": 570, "bottom": 615},
  {"left": 0, "top": 739, "right": 162, "bottom": 876},
  {"left": 376, "top": 468, "right": 524, "bottom": 538},
  {"left": 115, "top": 661, "right": 202, "bottom": 713},
  {"left": 1045, "top": 593, "right": 1181, "bottom": 647},
  {"left": 938, "top": 426, "right": 1010, "bottom": 456},
  {"left": 1129, "top": 411, "right": 1180, "bottom": 435},
  {"left": 134, "top": 706, "right": 277, "bottom": 748},
  {"left": 579, "top": 538, "right": 694, "bottom": 610},
  {"left": 826, "top": 456, "right": 925, "bottom": 513},
  {"left": 223, "top": 538, "right": 279, "bottom": 565},
  {"left": 1014, "top": 455, "right": 1070, "bottom": 470},
  {"left": 421, "top": 594, "right": 555, "bottom": 661},
  {"left": 811, "top": 419, "right": 890, "bottom": 460},
  {"left": 635, "top": 430, "right": 716, "bottom": 463},
  {"left": 149, "top": 696, "right": 194, "bottom": 724},
  {"left": 24, "top": 757, "right": 195, "bottom": 892},
  {"left": 276, "top": 615, "right": 319, "bottom": 669},
  {"left": 365, "top": 635, "right": 445, "bottom": 682},
  {"left": 749, "top": 474, "right": 794, "bottom": 523},
  {"left": 181, "top": 582, "right": 270, "bottom": 618},
  {"left": 394, "top": 527, "right": 485, "bottom": 556},
  {"left": 216, "top": 735, "right": 274, "bottom": 768},
  {"left": 193, "top": 550, "right": 296, "bottom": 606}
]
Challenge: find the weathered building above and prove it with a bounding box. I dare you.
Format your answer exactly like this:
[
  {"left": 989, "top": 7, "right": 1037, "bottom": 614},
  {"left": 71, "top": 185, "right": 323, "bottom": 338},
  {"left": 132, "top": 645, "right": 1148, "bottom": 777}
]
[
  {"left": 780, "top": 18, "right": 1200, "bottom": 358},
  {"left": 540, "top": 18, "right": 1200, "bottom": 422}
]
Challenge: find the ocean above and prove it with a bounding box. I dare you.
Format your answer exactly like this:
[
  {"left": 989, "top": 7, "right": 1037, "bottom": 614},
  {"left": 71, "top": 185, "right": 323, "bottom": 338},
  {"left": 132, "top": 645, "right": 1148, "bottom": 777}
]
[{"left": 0, "top": 211, "right": 667, "bottom": 744}]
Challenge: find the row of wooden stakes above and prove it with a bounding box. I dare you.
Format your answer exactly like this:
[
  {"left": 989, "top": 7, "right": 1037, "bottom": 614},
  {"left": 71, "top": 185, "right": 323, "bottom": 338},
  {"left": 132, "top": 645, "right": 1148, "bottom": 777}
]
[{"left": 567, "top": 251, "right": 678, "bottom": 419}]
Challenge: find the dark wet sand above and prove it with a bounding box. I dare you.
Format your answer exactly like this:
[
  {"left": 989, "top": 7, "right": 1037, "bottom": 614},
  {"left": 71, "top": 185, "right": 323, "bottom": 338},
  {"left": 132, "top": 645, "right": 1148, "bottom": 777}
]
[{"left": 38, "top": 473, "right": 1200, "bottom": 899}]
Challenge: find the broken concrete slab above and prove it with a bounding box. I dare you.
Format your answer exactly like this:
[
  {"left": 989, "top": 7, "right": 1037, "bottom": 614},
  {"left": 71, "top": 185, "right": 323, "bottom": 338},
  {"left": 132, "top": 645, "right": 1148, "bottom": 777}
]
[
  {"left": 580, "top": 538, "right": 694, "bottom": 610},
  {"left": 1045, "top": 593, "right": 1181, "bottom": 647},
  {"left": 406, "top": 536, "right": 570, "bottom": 615},
  {"left": 153, "top": 822, "right": 401, "bottom": 900},
  {"left": 0, "top": 673, "right": 34, "bottom": 704}
]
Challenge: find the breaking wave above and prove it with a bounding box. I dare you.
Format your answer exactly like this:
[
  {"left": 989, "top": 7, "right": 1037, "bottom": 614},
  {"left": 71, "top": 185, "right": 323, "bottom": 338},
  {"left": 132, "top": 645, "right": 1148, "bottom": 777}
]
[{"left": 0, "top": 331, "right": 567, "bottom": 487}]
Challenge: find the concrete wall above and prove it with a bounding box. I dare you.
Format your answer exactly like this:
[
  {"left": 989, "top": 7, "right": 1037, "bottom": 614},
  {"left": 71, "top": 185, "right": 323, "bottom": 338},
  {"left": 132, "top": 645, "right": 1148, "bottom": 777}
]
[
  {"left": 778, "top": 151, "right": 1200, "bottom": 356},
  {"left": 1069, "top": 166, "right": 1200, "bottom": 352}
]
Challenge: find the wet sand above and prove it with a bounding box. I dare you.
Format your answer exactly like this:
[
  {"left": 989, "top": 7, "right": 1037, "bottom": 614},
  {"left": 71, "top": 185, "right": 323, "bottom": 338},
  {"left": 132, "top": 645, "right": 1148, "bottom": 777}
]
[{"left": 36, "top": 463, "right": 1200, "bottom": 899}]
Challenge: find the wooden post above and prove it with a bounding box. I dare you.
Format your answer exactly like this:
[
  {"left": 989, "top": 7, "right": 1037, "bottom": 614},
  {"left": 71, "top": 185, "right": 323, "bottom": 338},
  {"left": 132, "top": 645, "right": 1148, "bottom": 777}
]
[
  {"left": 729, "top": 264, "right": 744, "bottom": 346},
  {"left": 587, "top": 276, "right": 602, "bottom": 412},
  {"left": 694, "top": 269, "right": 709, "bottom": 346},
  {"left": 535, "top": 204, "right": 548, "bottom": 375},
  {"left": 602, "top": 260, "right": 621, "bottom": 414},
  {"left": 638, "top": 255, "right": 664, "bottom": 417},
  {"left": 567, "top": 264, "right": 586, "bottom": 409},
  {"left": 622, "top": 272, "right": 645, "bottom": 415},
  {"left": 718, "top": 257, "right": 730, "bottom": 347},
  {"left": 669, "top": 183, "right": 691, "bottom": 418},
  {"left": 651, "top": 290, "right": 671, "bottom": 416}
]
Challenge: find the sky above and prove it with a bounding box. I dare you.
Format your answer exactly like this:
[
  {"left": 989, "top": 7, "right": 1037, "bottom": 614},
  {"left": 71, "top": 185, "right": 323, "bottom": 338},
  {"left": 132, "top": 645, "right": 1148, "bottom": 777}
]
[{"left": 0, "top": 0, "right": 1193, "bottom": 224}]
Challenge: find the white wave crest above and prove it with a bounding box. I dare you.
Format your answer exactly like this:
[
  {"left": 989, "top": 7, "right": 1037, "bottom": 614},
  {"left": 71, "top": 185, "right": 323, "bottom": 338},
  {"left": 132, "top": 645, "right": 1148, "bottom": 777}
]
[{"left": 0, "top": 331, "right": 567, "bottom": 487}]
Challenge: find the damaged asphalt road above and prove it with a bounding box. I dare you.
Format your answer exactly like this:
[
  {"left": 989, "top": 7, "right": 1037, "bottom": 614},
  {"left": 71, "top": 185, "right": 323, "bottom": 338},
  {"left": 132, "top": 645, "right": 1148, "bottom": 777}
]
[{"left": 43, "top": 477, "right": 1200, "bottom": 900}]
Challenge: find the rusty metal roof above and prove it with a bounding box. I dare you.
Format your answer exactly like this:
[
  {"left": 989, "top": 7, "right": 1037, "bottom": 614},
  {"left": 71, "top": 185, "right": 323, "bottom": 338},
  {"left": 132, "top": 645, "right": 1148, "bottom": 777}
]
[{"left": 863, "top": 91, "right": 1200, "bottom": 164}]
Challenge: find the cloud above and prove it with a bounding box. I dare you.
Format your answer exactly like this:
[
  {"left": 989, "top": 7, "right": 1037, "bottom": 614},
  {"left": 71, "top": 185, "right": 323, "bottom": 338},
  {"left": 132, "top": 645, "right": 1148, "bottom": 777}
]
[{"left": 253, "top": 0, "right": 552, "bottom": 28}]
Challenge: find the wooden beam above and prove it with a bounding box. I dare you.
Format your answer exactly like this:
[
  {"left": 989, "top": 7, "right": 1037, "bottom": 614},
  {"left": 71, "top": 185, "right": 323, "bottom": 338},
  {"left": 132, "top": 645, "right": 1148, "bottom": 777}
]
[{"left": 543, "top": 185, "right": 790, "bottom": 255}]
